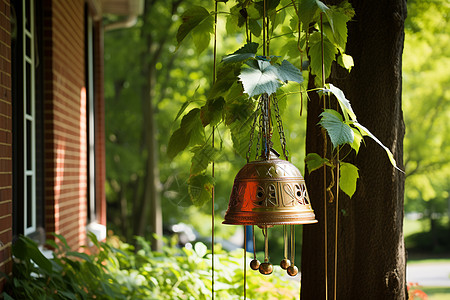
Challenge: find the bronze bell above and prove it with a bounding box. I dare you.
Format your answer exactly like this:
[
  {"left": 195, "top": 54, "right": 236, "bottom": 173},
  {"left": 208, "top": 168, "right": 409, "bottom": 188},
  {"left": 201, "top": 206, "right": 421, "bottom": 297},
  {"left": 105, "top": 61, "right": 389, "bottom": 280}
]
[
  {"left": 223, "top": 93, "right": 317, "bottom": 277},
  {"left": 223, "top": 151, "right": 317, "bottom": 226}
]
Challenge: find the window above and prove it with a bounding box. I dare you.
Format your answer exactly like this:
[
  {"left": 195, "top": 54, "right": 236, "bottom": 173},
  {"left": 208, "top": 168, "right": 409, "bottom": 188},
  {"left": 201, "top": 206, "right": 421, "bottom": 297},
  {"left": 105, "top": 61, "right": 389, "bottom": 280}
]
[
  {"left": 86, "top": 5, "right": 96, "bottom": 223},
  {"left": 12, "top": 0, "right": 44, "bottom": 238}
]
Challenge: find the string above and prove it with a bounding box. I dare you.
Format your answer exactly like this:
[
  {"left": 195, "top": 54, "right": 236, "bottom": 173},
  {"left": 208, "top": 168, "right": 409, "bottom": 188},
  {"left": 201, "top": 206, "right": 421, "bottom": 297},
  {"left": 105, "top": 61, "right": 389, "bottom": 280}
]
[
  {"left": 252, "top": 225, "right": 257, "bottom": 260},
  {"left": 244, "top": 225, "right": 247, "bottom": 300},
  {"left": 334, "top": 149, "right": 339, "bottom": 300},
  {"left": 320, "top": 12, "right": 329, "bottom": 300},
  {"left": 211, "top": 2, "right": 218, "bottom": 299}
]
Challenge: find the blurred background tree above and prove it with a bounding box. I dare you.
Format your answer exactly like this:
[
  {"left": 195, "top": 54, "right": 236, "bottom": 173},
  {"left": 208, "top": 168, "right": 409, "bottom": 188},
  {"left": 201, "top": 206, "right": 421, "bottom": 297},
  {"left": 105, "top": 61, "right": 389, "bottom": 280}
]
[{"left": 403, "top": 0, "right": 450, "bottom": 254}]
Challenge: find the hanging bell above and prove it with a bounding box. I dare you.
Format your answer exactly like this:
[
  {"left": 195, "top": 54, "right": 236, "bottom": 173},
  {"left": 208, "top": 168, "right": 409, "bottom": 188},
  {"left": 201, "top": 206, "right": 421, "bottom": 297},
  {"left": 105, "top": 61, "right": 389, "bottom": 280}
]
[
  {"left": 223, "top": 150, "right": 317, "bottom": 226},
  {"left": 223, "top": 93, "right": 317, "bottom": 277}
]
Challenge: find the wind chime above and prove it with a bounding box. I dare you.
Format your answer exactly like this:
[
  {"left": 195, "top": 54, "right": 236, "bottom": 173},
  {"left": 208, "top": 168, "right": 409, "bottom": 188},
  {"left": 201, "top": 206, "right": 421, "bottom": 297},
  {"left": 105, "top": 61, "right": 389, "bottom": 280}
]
[{"left": 223, "top": 92, "right": 317, "bottom": 276}]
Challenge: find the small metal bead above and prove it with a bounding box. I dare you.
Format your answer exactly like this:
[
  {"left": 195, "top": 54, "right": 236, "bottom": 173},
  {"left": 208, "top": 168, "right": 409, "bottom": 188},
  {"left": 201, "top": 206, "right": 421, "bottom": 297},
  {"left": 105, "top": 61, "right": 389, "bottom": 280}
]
[
  {"left": 250, "top": 259, "right": 260, "bottom": 270},
  {"left": 280, "top": 258, "right": 291, "bottom": 270},
  {"left": 259, "top": 262, "right": 273, "bottom": 275},
  {"left": 287, "top": 265, "right": 299, "bottom": 276}
]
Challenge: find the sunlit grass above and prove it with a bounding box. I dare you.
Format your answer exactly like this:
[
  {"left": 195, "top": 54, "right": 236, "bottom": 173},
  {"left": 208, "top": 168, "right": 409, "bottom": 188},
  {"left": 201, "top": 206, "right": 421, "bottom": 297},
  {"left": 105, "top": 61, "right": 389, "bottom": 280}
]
[{"left": 421, "top": 286, "right": 450, "bottom": 300}]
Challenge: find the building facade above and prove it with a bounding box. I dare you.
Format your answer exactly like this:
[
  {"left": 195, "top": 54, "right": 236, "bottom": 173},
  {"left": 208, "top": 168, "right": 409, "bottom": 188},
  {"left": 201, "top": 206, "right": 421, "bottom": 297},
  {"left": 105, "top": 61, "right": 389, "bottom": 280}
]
[{"left": 0, "top": 0, "right": 141, "bottom": 290}]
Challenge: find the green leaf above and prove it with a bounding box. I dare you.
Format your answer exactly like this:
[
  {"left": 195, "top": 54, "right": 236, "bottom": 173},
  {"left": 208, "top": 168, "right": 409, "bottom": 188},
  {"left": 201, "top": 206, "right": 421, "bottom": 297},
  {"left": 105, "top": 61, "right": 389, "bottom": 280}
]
[
  {"left": 190, "top": 144, "right": 220, "bottom": 175},
  {"left": 167, "top": 109, "right": 205, "bottom": 159},
  {"left": 12, "top": 236, "right": 27, "bottom": 259},
  {"left": 2, "top": 292, "right": 14, "bottom": 300},
  {"left": 305, "top": 152, "right": 330, "bottom": 173},
  {"left": 222, "top": 42, "right": 259, "bottom": 64},
  {"left": 339, "top": 162, "right": 359, "bottom": 197},
  {"left": 200, "top": 97, "right": 225, "bottom": 127},
  {"left": 350, "top": 127, "right": 362, "bottom": 154},
  {"left": 239, "top": 60, "right": 281, "bottom": 97},
  {"left": 229, "top": 110, "right": 256, "bottom": 158},
  {"left": 322, "top": 9, "right": 351, "bottom": 51},
  {"left": 188, "top": 174, "right": 215, "bottom": 206},
  {"left": 352, "top": 122, "right": 403, "bottom": 172},
  {"left": 325, "top": 83, "right": 357, "bottom": 121},
  {"left": 309, "top": 33, "right": 338, "bottom": 81},
  {"left": 319, "top": 109, "right": 354, "bottom": 148},
  {"left": 209, "top": 64, "right": 241, "bottom": 99},
  {"left": 192, "top": 14, "right": 214, "bottom": 53},
  {"left": 337, "top": 53, "right": 354, "bottom": 71},
  {"left": 249, "top": 19, "right": 262, "bottom": 37},
  {"left": 167, "top": 128, "right": 189, "bottom": 160},
  {"left": 177, "top": 6, "right": 214, "bottom": 53},
  {"left": 299, "top": 0, "right": 329, "bottom": 28},
  {"left": 22, "top": 237, "right": 53, "bottom": 273},
  {"left": 277, "top": 60, "right": 303, "bottom": 83}
]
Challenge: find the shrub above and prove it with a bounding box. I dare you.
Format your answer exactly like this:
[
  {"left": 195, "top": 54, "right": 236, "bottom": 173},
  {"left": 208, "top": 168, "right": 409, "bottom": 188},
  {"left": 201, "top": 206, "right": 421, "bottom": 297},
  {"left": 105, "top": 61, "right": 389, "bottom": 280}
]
[{"left": 1, "top": 234, "right": 299, "bottom": 299}]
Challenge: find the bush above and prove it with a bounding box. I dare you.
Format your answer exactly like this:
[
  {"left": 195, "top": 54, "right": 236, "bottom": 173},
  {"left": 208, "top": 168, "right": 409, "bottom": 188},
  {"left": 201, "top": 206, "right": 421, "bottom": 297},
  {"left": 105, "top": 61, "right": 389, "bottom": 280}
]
[{"left": 1, "top": 234, "right": 299, "bottom": 299}]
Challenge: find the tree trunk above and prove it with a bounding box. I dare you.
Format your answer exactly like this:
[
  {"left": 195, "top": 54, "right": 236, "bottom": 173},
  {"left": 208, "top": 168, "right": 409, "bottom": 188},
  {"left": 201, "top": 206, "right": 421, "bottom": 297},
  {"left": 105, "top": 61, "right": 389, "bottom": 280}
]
[
  {"left": 301, "top": 1, "right": 407, "bottom": 299},
  {"left": 133, "top": 0, "right": 163, "bottom": 251}
]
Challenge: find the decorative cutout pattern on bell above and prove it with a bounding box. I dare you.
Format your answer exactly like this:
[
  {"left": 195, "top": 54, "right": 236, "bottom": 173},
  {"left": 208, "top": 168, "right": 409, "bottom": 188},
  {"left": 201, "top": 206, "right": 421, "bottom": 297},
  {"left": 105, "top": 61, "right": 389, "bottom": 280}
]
[{"left": 223, "top": 152, "right": 317, "bottom": 226}]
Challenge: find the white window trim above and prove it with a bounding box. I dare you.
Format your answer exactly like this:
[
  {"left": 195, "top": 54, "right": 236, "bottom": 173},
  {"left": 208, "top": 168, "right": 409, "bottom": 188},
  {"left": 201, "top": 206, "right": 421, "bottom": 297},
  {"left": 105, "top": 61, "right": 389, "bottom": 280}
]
[{"left": 23, "top": 0, "right": 36, "bottom": 236}]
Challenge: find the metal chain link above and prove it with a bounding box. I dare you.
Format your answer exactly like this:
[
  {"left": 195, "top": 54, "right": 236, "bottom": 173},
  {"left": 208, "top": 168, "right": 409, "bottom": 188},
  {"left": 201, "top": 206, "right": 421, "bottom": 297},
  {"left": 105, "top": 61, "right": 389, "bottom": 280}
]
[
  {"left": 246, "top": 99, "right": 262, "bottom": 163},
  {"left": 260, "top": 93, "right": 272, "bottom": 160},
  {"left": 272, "top": 95, "right": 289, "bottom": 161}
]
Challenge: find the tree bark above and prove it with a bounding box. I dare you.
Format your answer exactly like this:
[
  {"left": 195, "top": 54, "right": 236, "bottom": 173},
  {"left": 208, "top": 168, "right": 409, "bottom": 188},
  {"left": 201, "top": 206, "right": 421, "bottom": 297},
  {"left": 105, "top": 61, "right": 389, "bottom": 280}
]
[
  {"left": 134, "top": 0, "right": 163, "bottom": 251},
  {"left": 301, "top": 1, "right": 407, "bottom": 299}
]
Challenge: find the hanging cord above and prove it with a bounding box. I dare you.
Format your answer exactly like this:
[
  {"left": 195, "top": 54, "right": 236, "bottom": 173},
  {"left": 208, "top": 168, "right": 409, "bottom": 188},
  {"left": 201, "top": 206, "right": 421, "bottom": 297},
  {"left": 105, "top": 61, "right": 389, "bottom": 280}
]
[
  {"left": 320, "top": 12, "right": 329, "bottom": 300},
  {"left": 244, "top": 225, "right": 247, "bottom": 300},
  {"left": 252, "top": 225, "right": 258, "bottom": 261},
  {"left": 290, "top": 225, "right": 295, "bottom": 266},
  {"left": 211, "top": 2, "right": 218, "bottom": 299},
  {"left": 334, "top": 149, "right": 339, "bottom": 300}
]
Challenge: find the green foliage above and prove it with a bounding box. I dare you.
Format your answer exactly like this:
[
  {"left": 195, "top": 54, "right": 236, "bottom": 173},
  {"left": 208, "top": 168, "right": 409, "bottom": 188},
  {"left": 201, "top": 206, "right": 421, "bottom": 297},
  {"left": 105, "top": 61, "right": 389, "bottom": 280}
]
[
  {"left": 177, "top": 6, "right": 214, "bottom": 53},
  {"left": 339, "top": 162, "right": 359, "bottom": 198},
  {"left": 2, "top": 235, "right": 300, "bottom": 300},
  {"left": 318, "top": 109, "right": 354, "bottom": 148},
  {"left": 168, "top": 108, "right": 206, "bottom": 160},
  {"left": 403, "top": 0, "right": 450, "bottom": 230}
]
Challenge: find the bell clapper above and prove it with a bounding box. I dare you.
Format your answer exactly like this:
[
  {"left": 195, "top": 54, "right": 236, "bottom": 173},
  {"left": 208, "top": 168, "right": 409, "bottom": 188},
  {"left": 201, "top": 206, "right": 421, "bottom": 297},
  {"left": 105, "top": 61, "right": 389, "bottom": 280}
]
[
  {"left": 250, "top": 225, "right": 260, "bottom": 270},
  {"left": 280, "top": 225, "right": 291, "bottom": 270},
  {"left": 287, "top": 225, "right": 299, "bottom": 276},
  {"left": 259, "top": 225, "right": 273, "bottom": 275}
]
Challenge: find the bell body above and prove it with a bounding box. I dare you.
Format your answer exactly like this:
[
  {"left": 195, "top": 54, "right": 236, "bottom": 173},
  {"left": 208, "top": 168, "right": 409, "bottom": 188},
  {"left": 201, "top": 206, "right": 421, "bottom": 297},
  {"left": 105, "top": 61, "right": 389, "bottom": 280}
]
[{"left": 223, "top": 154, "right": 317, "bottom": 226}]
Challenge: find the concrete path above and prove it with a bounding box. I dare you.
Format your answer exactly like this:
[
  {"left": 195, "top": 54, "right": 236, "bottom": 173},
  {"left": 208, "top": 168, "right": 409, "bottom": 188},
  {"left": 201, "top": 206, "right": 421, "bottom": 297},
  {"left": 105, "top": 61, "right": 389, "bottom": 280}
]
[{"left": 407, "top": 262, "right": 450, "bottom": 287}]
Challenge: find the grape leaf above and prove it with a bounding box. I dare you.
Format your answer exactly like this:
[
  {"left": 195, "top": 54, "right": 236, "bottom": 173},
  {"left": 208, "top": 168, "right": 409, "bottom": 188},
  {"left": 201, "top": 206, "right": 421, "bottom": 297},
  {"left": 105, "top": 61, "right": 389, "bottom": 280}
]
[
  {"left": 319, "top": 109, "right": 354, "bottom": 148},
  {"left": 191, "top": 14, "right": 214, "bottom": 53},
  {"left": 277, "top": 60, "right": 303, "bottom": 83},
  {"left": 337, "top": 53, "right": 354, "bottom": 71},
  {"left": 188, "top": 174, "right": 215, "bottom": 206},
  {"left": 191, "top": 144, "right": 220, "bottom": 175},
  {"left": 350, "top": 127, "right": 362, "bottom": 154},
  {"left": 305, "top": 152, "right": 331, "bottom": 173},
  {"left": 222, "top": 42, "right": 259, "bottom": 64},
  {"left": 167, "top": 108, "right": 205, "bottom": 159},
  {"left": 325, "top": 83, "right": 357, "bottom": 122},
  {"left": 177, "top": 6, "right": 214, "bottom": 53},
  {"left": 339, "top": 162, "right": 359, "bottom": 197},
  {"left": 309, "top": 33, "right": 338, "bottom": 81},
  {"left": 352, "top": 122, "right": 403, "bottom": 172},
  {"left": 299, "top": 0, "right": 329, "bottom": 28},
  {"left": 239, "top": 60, "right": 281, "bottom": 97},
  {"left": 200, "top": 97, "right": 225, "bottom": 127}
]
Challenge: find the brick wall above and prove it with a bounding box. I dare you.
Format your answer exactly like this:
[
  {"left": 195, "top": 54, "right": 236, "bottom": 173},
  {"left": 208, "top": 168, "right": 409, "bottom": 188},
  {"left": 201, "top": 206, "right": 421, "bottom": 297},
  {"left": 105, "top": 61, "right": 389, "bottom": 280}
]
[
  {"left": 42, "top": 0, "right": 87, "bottom": 249},
  {"left": 0, "top": 0, "right": 12, "bottom": 290}
]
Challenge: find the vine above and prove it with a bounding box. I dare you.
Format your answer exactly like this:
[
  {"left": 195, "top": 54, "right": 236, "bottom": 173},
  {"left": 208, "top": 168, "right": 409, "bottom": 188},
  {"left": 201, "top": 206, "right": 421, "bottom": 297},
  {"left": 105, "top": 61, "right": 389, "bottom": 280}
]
[{"left": 168, "top": 0, "right": 400, "bottom": 205}]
